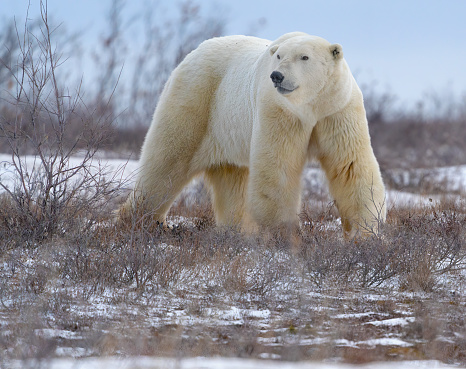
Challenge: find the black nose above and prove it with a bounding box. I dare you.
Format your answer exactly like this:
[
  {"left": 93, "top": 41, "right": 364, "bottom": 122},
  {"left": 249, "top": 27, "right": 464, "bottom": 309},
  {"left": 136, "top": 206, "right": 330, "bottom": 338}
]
[{"left": 270, "top": 71, "right": 284, "bottom": 84}]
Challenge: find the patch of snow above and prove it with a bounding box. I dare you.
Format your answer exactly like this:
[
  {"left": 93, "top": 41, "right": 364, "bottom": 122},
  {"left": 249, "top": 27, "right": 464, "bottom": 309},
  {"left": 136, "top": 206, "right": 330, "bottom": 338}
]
[
  {"left": 389, "top": 165, "right": 466, "bottom": 193},
  {"left": 35, "top": 329, "right": 82, "bottom": 340},
  {"left": 333, "top": 312, "right": 383, "bottom": 319},
  {"left": 165, "top": 215, "right": 197, "bottom": 228},
  {"left": 246, "top": 309, "right": 271, "bottom": 319},
  {"left": 2, "top": 154, "right": 465, "bottom": 211},
  {"left": 257, "top": 334, "right": 413, "bottom": 349},
  {"left": 219, "top": 306, "right": 272, "bottom": 321},
  {"left": 357, "top": 338, "right": 413, "bottom": 347},
  {"left": 257, "top": 352, "right": 282, "bottom": 360},
  {"left": 386, "top": 190, "right": 440, "bottom": 208},
  {"left": 364, "top": 317, "right": 416, "bottom": 327},
  {"left": 0, "top": 153, "right": 136, "bottom": 184},
  {"left": 333, "top": 339, "right": 358, "bottom": 347},
  {"left": 7, "top": 357, "right": 466, "bottom": 369},
  {"left": 55, "top": 347, "right": 90, "bottom": 357}
]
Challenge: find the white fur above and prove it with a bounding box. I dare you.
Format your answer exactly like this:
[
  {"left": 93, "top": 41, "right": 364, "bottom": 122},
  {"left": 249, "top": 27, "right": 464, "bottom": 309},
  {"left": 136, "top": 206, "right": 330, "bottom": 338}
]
[{"left": 121, "top": 32, "right": 386, "bottom": 237}]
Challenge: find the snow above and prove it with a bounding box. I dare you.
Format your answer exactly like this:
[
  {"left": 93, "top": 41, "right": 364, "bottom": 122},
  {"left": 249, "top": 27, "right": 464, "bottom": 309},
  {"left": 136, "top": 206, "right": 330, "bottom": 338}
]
[
  {"left": 356, "top": 338, "right": 412, "bottom": 348},
  {"left": 54, "top": 347, "right": 90, "bottom": 358},
  {"left": 220, "top": 306, "right": 271, "bottom": 321},
  {"left": 333, "top": 312, "right": 386, "bottom": 319},
  {"left": 7, "top": 357, "right": 466, "bottom": 369},
  {"left": 364, "top": 317, "right": 416, "bottom": 327},
  {"left": 0, "top": 153, "right": 140, "bottom": 192},
  {"left": 1, "top": 153, "right": 466, "bottom": 368},
  {"left": 257, "top": 335, "right": 414, "bottom": 349},
  {"left": 2, "top": 154, "right": 465, "bottom": 208},
  {"left": 35, "top": 328, "right": 82, "bottom": 340},
  {"left": 388, "top": 165, "right": 466, "bottom": 193}
]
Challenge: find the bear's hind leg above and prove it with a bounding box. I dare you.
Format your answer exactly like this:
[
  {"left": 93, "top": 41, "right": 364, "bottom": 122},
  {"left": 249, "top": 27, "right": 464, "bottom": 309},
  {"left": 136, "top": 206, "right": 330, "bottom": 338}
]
[
  {"left": 121, "top": 161, "right": 198, "bottom": 228},
  {"left": 204, "top": 165, "right": 253, "bottom": 231}
]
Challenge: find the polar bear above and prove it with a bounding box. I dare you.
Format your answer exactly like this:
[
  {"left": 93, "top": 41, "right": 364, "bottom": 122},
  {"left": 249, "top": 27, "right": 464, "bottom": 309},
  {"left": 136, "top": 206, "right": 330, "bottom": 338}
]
[{"left": 121, "top": 32, "right": 386, "bottom": 238}]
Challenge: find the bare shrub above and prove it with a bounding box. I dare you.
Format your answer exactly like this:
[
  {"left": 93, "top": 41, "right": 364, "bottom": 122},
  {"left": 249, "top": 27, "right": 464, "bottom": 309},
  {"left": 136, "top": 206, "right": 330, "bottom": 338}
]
[
  {"left": 92, "top": 0, "right": 227, "bottom": 141},
  {"left": 299, "top": 233, "right": 402, "bottom": 288},
  {"left": 298, "top": 200, "right": 466, "bottom": 291},
  {"left": 393, "top": 203, "right": 466, "bottom": 291},
  {"left": 1, "top": 189, "right": 466, "bottom": 363},
  {"left": 371, "top": 116, "right": 466, "bottom": 169},
  {"left": 0, "top": 2, "right": 125, "bottom": 242},
  {"left": 203, "top": 231, "right": 293, "bottom": 298},
  {"left": 113, "top": 233, "right": 184, "bottom": 291},
  {"left": 1, "top": 1, "right": 230, "bottom": 159},
  {"left": 0, "top": 19, "right": 22, "bottom": 113},
  {"left": 363, "top": 83, "right": 466, "bottom": 169}
]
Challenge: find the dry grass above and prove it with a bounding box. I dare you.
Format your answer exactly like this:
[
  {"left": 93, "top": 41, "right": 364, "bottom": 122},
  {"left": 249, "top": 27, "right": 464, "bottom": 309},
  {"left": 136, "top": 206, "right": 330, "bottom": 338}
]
[{"left": 1, "top": 190, "right": 465, "bottom": 366}]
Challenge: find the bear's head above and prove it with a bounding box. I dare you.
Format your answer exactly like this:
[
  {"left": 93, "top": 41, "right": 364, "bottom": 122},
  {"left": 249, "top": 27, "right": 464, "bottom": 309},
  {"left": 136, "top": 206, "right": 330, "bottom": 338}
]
[{"left": 268, "top": 35, "right": 344, "bottom": 105}]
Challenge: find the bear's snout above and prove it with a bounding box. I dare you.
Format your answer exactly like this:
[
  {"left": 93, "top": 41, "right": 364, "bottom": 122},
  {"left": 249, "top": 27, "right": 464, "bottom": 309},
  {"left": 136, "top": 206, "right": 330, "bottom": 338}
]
[
  {"left": 270, "top": 71, "right": 285, "bottom": 85},
  {"left": 270, "top": 70, "right": 296, "bottom": 95}
]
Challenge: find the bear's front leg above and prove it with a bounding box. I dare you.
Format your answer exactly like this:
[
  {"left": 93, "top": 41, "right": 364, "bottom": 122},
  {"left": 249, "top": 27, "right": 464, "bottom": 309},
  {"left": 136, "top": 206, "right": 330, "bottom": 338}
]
[
  {"left": 314, "top": 107, "right": 386, "bottom": 238},
  {"left": 247, "top": 110, "right": 311, "bottom": 235}
]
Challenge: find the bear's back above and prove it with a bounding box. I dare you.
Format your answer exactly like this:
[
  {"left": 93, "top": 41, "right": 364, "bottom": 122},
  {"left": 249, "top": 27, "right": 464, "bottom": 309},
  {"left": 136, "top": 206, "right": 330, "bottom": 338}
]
[{"left": 177, "top": 35, "right": 270, "bottom": 79}]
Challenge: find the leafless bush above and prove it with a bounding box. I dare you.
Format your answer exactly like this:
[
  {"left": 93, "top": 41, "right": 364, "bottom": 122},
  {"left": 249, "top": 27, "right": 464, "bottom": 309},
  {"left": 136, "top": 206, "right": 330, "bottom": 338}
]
[
  {"left": 1, "top": 188, "right": 466, "bottom": 364},
  {"left": 1, "top": 1, "right": 229, "bottom": 159},
  {"left": 298, "top": 200, "right": 466, "bottom": 291},
  {"left": 92, "top": 0, "right": 226, "bottom": 137},
  {"left": 0, "top": 2, "right": 124, "bottom": 242},
  {"left": 391, "top": 202, "right": 466, "bottom": 291},
  {"left": 46, "top": 196, "right": 463, "bottom": 299},
  {"left": 371, "top": 116, "right": 466, "bottom": 169},
  {"left": 0, "top": 19, "right": 21, "bottom": 91},
  {"left": 363, "top": 83, "right": 466, "bottom": 169}
]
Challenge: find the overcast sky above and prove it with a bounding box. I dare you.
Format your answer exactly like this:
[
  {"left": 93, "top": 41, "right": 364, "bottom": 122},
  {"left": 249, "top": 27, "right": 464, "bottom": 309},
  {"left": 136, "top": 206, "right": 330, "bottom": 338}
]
[{"left": 2, "top": 0, "right": 466, "bottom": 108}]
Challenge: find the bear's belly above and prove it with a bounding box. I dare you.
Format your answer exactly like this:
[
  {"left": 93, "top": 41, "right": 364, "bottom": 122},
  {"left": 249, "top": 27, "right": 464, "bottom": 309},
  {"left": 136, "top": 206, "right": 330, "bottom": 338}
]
[
  {"left": 212, "top": 121, "right": 252, "bottom": 166},
  {"left": 202, "top": 89, "right": 254, "bottom": 167},
  {"left": 191, "top": 114, "right": 253, "bottom": 170}
]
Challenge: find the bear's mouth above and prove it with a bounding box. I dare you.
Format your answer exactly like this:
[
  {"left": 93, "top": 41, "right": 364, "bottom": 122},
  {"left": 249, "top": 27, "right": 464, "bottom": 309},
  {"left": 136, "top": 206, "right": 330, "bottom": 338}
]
[{"left": 274, "top": 84, "right": 297, "bottom": 95}]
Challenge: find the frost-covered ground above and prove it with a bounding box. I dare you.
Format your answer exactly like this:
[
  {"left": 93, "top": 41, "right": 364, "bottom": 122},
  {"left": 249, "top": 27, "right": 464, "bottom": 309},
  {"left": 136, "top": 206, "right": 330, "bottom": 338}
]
[
  {"left": 1, "top": 154, "right": 465, "bottom": 368},
  {"left": 2, "top": 153, "right": 465, "bottom": 206},
  {"left": 7, "top": 357, "right": 466, "bottom": 369}
]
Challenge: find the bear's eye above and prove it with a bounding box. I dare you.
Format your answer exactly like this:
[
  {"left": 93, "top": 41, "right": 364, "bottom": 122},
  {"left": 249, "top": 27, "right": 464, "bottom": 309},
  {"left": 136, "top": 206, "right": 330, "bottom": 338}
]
[
  {"left": 301, "top": 55, "right": 309, "bottom": 61},
  {"left": 277, "top": 54, "right": 280, "bottom": 60}
]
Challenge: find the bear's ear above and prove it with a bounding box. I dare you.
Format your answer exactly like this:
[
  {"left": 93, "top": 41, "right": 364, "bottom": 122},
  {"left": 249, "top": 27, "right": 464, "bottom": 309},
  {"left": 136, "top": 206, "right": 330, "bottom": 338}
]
[
  {"left": 269, "top": 45, "right": 279, "bottom": 56},
  {"left": 330, "top": 44, "right": 343, "bottom": 60}
]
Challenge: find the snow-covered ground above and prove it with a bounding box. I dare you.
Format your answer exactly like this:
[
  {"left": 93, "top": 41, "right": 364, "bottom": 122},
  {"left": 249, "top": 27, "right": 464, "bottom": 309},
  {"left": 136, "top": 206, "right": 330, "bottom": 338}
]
[
  {"left": 1, "top": 153, "right": 465, "bottom": 206},
  {"left": 1, "top": 153, "right": 466, "bottom": 369},
  {"left": 8, "top": 357, "right": 466, "bottom": 369},
  {"left": 0, "top": 153, "right": 140, "bottom": 191}
]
